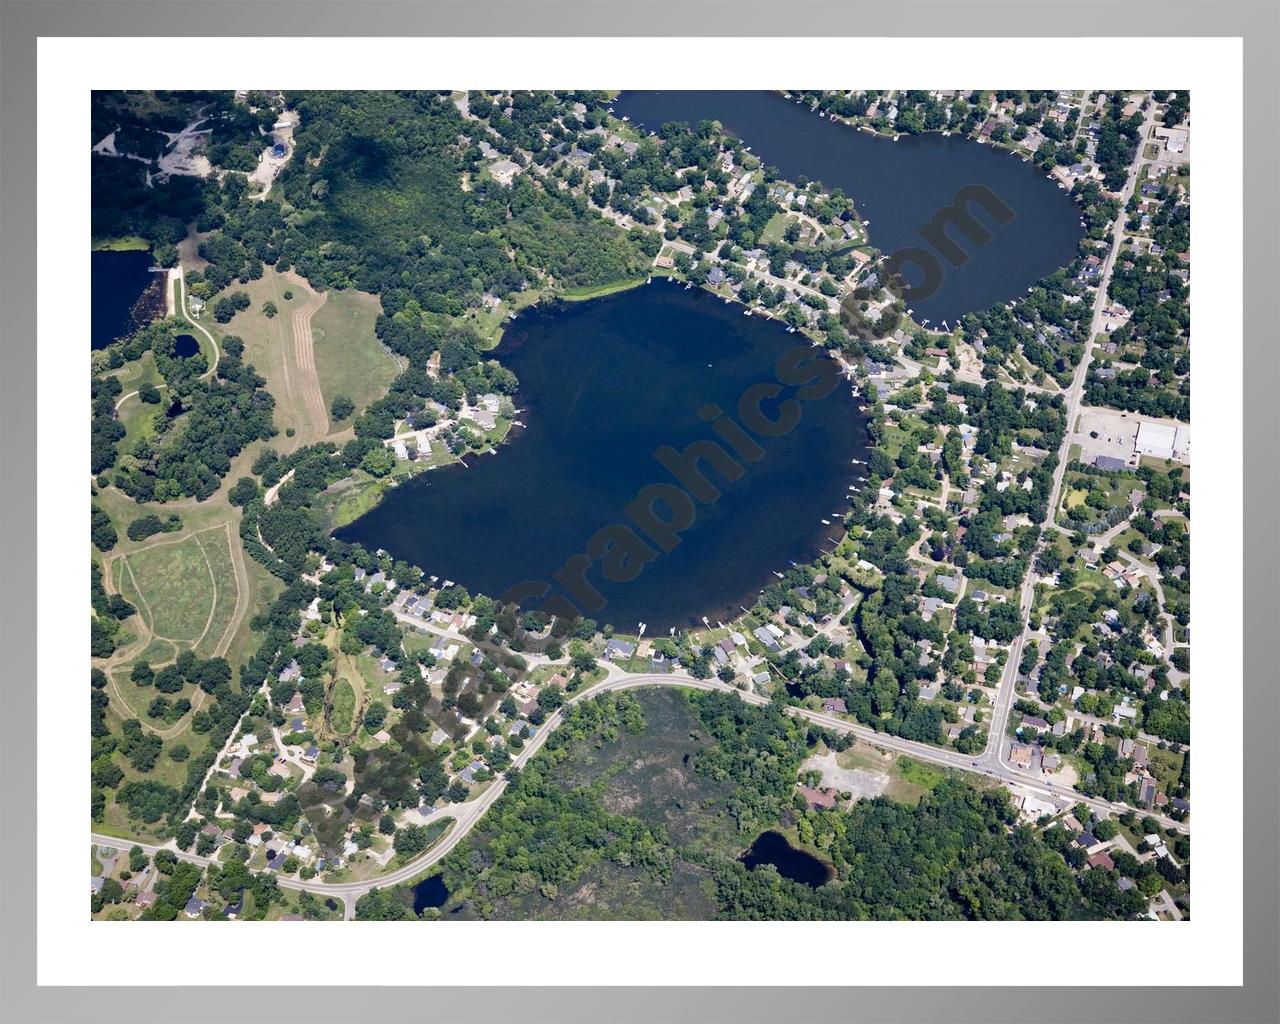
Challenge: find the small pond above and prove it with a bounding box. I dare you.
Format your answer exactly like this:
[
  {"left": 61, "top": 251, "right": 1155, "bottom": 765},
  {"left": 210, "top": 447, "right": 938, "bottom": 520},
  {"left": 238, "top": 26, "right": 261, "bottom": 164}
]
[
  {"left": 174, "top": 333, "right": 200, "bottom": 357},
  {"left": 740, "top": 830, "right": 834, "bottom": 887},
  {"left": 412, "top": 873, "right": 450, "bottom": 914}
]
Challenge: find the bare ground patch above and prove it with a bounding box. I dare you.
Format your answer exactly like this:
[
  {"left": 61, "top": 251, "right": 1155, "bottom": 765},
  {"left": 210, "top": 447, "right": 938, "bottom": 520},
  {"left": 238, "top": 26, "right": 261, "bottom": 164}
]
[{"left": 803, "top": 749, "right": 890, "bottom": 802}]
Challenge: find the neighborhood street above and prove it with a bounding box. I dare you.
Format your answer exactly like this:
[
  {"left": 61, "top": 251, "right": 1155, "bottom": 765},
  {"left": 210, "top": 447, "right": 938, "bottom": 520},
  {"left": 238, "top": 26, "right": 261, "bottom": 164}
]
[{"left": 983, "top": 101, "right": 1159, "bottom": 781}]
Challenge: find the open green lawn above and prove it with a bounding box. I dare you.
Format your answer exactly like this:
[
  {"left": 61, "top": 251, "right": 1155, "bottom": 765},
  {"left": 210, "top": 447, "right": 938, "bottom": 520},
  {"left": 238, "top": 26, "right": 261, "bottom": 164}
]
[
  {"left": 117, "top": 536, "right": 215, "bottom": 645},
  {"left": 93, "top": 236, "right": 150, "bottom": 251},
  {"left": 330, "top": 677, "right": 358, "bottom": 735},
  {"left": 213, "top": 267, "right": 326, "bottom": 449},
  {"left": 401, "top": 630, "right": 439, "bottom": 659},
  {"left": 118, "top": 527, "right": 239, "bottom": 651},
  {"left": 308, "top": 287, "right": 399, "bottom": 421},
  {"left": 759, "top": 212, "right": 828, "bottom": 249},
  {"left": 560, "top": 277, "right": 646, "bottom": 302},
  {"left": 192, "top": 526, "right": 241, "bottom": 657}
]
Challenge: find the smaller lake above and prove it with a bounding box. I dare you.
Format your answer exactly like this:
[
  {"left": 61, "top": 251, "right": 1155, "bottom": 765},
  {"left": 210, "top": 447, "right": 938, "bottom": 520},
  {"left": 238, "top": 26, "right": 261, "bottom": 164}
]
[
  {"left": 741, "top": 830, "right": 834, "bottom": 887},
  {"left": 612, "top": 91, "right": 1086, "bottom": 325},
  {"left": 174, "top": 333, "right": 200, "bottom": 358},
  {"left": 412, "top": 873, "right": 450, "bottom": 914},
  {"left": 91, "top": 248, "right": 155, "bottom": 350}
]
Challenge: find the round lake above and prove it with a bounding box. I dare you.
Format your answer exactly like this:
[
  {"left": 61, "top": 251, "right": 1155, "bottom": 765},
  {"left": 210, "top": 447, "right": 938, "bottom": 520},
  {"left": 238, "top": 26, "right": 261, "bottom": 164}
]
[
  {"left": 612, "top": 91, "right": 1085, "bottom": 325},
  {"left": 335, "top": 281, "right": 869, "bottom": 632}
]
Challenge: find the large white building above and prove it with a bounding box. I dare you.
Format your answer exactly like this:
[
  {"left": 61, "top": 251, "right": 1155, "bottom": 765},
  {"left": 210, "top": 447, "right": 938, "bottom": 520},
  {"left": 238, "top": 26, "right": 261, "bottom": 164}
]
[{"left": 1134, "top": 420, "right": 1190, "bottom": 462}]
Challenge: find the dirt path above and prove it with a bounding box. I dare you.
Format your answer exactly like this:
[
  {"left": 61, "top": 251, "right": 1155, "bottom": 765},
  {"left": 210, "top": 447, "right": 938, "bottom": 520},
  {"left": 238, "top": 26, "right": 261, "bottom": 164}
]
[
  {"left": 97, "top": 522, "right": 250, "bottom": 739},
  {"left": 286, "top": 276, "right": 330, "bottom": 440}
]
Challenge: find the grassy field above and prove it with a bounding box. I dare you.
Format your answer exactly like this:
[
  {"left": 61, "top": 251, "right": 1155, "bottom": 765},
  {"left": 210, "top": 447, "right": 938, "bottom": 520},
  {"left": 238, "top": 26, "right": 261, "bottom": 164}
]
[
  {"left": 329, "top": 677, "right": 358, "bottom": 735},
  {"left": 307, "top": 287, "right": 399, "bottom": 422},
  {"left": 116, "top": 527, "right": 239, "bottom": 651},
  {"left": 560, "top": 277, "right": 646, "bottom": 302},
  {"left": 215, "top": 267, "right": 326, "bottom": 450},
  {"left": 211, "top": 268, "right": 400, "bottom": 451},
  {"left": 117, "top": 534, "right": 215, "bottom": 645},
  {"left": 759, "top": 212, "right": 829, "bottom": 249},
  {"left": 92, "top": 236, "right": 150, "bottom": 251}
]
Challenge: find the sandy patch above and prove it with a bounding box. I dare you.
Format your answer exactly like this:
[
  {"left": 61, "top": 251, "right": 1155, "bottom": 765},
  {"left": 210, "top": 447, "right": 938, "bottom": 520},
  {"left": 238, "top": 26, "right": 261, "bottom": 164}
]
[{"left": 802, "top": 750, "right": 889, "bottom": 802}]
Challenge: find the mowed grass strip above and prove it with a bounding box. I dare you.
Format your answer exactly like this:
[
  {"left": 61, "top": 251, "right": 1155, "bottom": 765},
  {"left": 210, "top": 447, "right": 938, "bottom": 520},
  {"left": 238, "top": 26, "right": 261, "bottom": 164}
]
[
  {"left": 329, "top": 678, "right": 358, "bottom": 735},
  {"left": 307, "top": 288, "right": 398, "bottom": 422},
  {"left": 192, "top": 526, "right": 241, "bottom": 658}
]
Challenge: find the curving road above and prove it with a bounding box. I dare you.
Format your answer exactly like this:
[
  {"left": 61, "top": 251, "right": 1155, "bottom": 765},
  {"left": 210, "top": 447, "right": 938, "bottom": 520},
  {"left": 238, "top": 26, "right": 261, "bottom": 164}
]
[
  {"left": 98, "top": 667, "right": 1188, "bottom": 918},
  {"left": 112, "top": 269, "right": 220, "bottom": 414}
]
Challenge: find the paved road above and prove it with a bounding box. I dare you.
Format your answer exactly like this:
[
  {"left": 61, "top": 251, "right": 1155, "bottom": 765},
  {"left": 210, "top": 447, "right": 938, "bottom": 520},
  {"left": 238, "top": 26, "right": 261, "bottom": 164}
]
[
  {"left": 109, "top": 666, "right": 1186, "bottom": 916},
  {"left": 981, "top": 100, "right": 1160, "bottom": 781}
]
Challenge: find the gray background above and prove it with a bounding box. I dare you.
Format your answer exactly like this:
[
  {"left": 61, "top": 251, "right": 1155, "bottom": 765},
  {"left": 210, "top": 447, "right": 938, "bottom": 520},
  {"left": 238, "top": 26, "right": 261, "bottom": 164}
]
[{"left": 1, "top": 2, "right": 1275, "bottom": 1022}]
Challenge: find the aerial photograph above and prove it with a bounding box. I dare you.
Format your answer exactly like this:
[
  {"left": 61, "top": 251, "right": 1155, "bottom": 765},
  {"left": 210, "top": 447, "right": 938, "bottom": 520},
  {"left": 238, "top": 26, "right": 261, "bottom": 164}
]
[{"left": 87, "top": 88, "right": 1191, "bottom": 923}]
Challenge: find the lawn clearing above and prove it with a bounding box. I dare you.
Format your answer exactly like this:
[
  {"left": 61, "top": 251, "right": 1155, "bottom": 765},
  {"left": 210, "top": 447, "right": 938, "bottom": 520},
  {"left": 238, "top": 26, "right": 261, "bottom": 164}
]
[
  {"left": 118, "top": 527, "right": 240, "bottom": 651},
  {"left": 214, "top": 267, "right": 327, "bottom": 449},
  {"left": 118, "top": 536, "right": 213, "bottom": 645},
  {"left": 307, "top": 287, "right": 399, "bottom": 424},
  {"left": 329, "top": 677, "right": 358, "bottom": 735}
]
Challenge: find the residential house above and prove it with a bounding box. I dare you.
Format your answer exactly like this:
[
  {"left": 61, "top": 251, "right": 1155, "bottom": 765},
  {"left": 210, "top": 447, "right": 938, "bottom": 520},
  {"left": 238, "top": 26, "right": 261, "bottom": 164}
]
[
  {"left": 603, "top": 638, "right": 636, "bottom": 662},
  {"left": 797, "top": 785, "right": 838, "bottom": 810}
]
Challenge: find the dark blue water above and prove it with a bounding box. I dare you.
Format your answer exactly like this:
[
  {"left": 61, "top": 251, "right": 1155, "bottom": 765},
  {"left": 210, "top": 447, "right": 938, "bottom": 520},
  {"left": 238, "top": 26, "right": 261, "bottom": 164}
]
[
  {"left": 741, "top": 830, "right": 834, "bottom": 887},
  {"left": 91, "top": 248, "right": 154, "bottom": 349},
  {"left": 412, "top": 874, "right": 450, "bottom": 914},
  {"left": 174, "top": 333, "right": 200, "bottom": 357},
  {"left": 612, "top": 91, "right": 1084, "bottom": 325},
  {"left": 336, "top": 281, "right": 868, "bottom": 631}
]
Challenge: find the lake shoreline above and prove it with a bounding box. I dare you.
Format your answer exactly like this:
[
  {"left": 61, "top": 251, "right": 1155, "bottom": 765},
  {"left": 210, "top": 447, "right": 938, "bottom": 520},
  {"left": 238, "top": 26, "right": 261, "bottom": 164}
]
[{"left": 335, "top": 280, "right": 870, "bottom": 633}]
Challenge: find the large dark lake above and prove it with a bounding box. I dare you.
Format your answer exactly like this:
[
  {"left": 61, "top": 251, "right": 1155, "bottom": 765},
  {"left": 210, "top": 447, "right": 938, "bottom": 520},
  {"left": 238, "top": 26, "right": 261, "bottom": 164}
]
[
  {"left": 336, "top": 281, "right": 868, "bottom": 632},
  {"left": 612, "top": 90, "right": 1085, "bottom": 325},
  {"left": 91, "top": 248, "right": 155, "bottom": 350}
]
